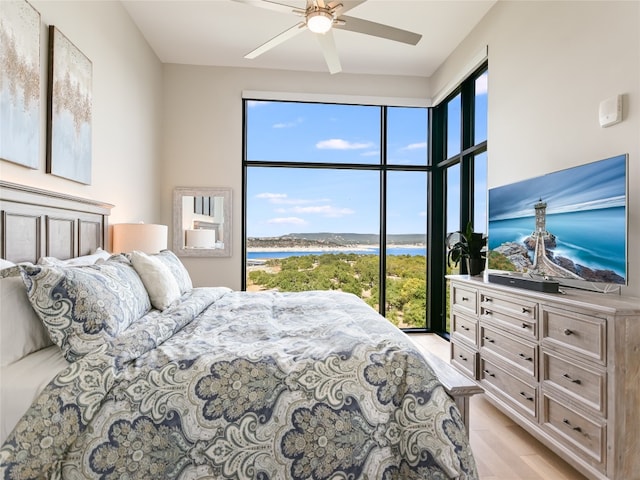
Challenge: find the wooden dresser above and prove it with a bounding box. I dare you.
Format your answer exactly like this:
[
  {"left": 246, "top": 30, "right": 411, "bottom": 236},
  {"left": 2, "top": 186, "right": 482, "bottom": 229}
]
[{"left": 448, "top": 275, "right": 640, "bottom": 480}]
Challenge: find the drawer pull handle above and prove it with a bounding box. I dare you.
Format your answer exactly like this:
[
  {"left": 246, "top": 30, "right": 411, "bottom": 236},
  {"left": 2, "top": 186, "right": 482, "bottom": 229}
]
[
  {"left": 483, "top": 336, "right": 494, "bottom": 343},
  {"left": 485, "top": 297, "right": 493, "bottom": 303},
  {"left": 458, "top": 354, "right": 467, "bottom": 361},
  {"left": 521, "top": 323, "right": 530, "bottom": 329},
  {"left": 483, "top": 369, "right": 495, "bottom": 378},
  {"left": 484, "top": 310, "right": 493, "bottom": 316},
  {"left": 518, "top": 353, "right": 533, "bottom": 361},
  {"left": 461, "top": 296, "right": 469, "bottom": 301},
  {"left": 562, "top": 418, "right": 585, "bottom": 435},
  {"left": 521, "top": 307, "right": 530, "bottom": 313},
  {"left": 461, "top": 325, "right": 470, "bottom": 331},
  {"left": 519, "top": 391, "right": 534, "bottom": 402},
  {"left": 562, "top": 373, "right": 582, "bottom": 385},
  {"left": 564, "top": 329, "right": 573, "bottom": 336}
]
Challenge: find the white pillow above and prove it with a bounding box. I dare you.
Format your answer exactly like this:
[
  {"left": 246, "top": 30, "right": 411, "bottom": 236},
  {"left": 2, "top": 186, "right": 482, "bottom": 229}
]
[
  {"left": 130, "top": 251, "right": 181, "bottom": 311},
  {"left": 38, "top": 248, "right": 112, "bottom": 267},
  {"left": 0, "top": 259, "right": 15, "bottom": 269},
  {"left": 153, "top": 250, "right": 193, "bottom": 294},
  {"left": 0, "top": 267, "right": 54, "bottom": 367}
]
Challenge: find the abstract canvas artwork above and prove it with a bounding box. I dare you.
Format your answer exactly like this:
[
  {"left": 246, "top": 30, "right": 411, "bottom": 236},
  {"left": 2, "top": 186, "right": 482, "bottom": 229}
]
[
  {"left": 46, "top": 26, "right": 92, "bottom": 184},
  {"left": 0, "top": 0, "right": 41, "bottom": 169}
]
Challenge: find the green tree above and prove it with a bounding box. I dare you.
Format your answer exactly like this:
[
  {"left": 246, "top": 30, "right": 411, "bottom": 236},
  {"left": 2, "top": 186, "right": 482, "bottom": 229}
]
[{"left": 247, "top": 253, "right": 429, "bottom": 328}]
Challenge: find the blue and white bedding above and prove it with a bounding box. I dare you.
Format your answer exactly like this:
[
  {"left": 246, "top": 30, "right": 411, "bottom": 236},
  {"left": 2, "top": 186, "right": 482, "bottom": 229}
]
[{"left": 0, "top": 254, "right": 478, "bottom": 479}]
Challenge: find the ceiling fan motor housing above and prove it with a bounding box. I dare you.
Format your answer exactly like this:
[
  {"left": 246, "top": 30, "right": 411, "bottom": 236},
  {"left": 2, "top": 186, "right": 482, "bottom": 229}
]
[{"left": 306, "top": 8, "right": 334, "bottom": 34}]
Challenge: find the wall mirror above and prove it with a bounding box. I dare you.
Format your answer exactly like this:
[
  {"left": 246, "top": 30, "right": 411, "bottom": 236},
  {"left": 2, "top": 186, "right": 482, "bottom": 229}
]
[{"left": 172, "top": 187, "right": 232, "bottom": 257}]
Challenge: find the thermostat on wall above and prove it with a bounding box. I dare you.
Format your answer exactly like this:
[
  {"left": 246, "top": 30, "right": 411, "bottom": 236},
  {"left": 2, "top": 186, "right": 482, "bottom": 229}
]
[{"left": 599, "top": 94, "right": 622, "bottom": 128}]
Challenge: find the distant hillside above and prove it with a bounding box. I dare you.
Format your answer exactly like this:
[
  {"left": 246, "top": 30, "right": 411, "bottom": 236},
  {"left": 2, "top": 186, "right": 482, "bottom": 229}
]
[{"left": 247, "top": 233, "right": 425, "bottom": 248}]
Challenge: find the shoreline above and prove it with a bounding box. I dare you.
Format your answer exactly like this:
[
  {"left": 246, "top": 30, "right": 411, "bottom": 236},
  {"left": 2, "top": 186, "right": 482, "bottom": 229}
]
[{"left": 247, "top": 244, "right": 426, "bottom": 253}]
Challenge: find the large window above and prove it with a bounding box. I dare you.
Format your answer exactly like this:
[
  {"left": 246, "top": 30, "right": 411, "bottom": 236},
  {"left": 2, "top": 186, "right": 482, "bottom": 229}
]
[
  {"left": 244, "top": 101, "right": 429, "bottom": 329},
  {"left": 243, "top": 65, "right": 487, "bottom": 335}
]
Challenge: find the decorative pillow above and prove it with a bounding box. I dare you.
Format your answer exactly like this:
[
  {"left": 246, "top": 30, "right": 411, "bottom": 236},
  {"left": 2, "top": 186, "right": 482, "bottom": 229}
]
[
  {"left": 130, "top": 251, "right": 181, "bottom": 311},
  {"left": 19, "top": 259, "right": 151, "bottom": 362},
  {"left": 153, "top": 250, "right": 193, "bottom": 294},
  {"left": 38, "top": 248, "right": 112, "bottom": 267},
  {"left": 1, "top": 266, "right": 54, "bottom": 367}
]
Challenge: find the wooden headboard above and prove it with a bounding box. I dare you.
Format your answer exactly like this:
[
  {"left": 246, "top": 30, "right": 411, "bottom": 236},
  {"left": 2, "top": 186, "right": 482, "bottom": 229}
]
[{"left": 0, "top": 181, "right": 113, "bottom": 263}]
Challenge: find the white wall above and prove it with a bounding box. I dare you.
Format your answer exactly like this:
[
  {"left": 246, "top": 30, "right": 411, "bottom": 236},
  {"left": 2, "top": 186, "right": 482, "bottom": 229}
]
[
  {"left": 160, "top": 66, "right": 429, "bottom": 288},
  {"left": 432, "top": 0, "right": 640, "bottom": 297},
  {"left": 0, "top": 1, "right": 163, "bottom": 234}
]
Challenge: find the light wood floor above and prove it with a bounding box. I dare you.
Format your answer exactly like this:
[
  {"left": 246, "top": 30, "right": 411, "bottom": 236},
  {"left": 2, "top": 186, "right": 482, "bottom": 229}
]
[{"left": 410, "top": 333, "right": 588, "bottom": 480}]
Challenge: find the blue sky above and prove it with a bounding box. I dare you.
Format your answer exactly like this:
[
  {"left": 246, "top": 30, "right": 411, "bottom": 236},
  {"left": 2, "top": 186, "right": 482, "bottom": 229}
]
[
  {"left": 245, "top": 74, "right": 488, "bottom": 238},
  {"left": 246, "top": 101, "right": 428, "bottom": 237}
]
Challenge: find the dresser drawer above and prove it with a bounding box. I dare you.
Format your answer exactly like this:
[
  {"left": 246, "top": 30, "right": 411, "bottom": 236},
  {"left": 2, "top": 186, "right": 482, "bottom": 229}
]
[
  {"left": 480, "top": 307, "right": 538, "bottom": 341},
  {"left": 480, "top": 358, "right": 537, "bottom": 418},
  {"left": 542, "top": 350, "right": 606, "bottom": 415},
  {"left": 451, "top": 340, "right": 477, "bottom": 379},
  {"left": 480, "top": 324, "right": 536, "bottom": 379},
  {"left": 541, "top": 305, "right": 606, "bottom": 364},
  {"left": 452, "top": 284, "right": 477, "bottom": 316},
  {"left": 452, "top": 313, "right": 477, "bottom": 346},
  {"left": 480, "top": 291, "right": 537, "bottom": 321},
  {"left": 543, "top": 393, "right": 606, "bottom": 469}
]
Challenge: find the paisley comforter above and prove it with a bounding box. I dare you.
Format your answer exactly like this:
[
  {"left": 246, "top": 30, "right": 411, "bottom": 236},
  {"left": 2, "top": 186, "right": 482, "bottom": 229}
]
[{"left": 1, "top": 288, "right": 478, "bottom": 479}]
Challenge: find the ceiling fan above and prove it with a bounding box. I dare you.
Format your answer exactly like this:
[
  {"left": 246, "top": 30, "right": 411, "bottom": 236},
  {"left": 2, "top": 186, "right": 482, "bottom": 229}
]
[{"left": 231, "top": 0, "right": 422, "bottom": 74}]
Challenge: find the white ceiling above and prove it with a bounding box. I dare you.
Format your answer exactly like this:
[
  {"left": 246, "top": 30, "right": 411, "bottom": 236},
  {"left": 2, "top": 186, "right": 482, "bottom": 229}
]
[{"left": 121, "top": 0, "right": 496, "bottom": 77}]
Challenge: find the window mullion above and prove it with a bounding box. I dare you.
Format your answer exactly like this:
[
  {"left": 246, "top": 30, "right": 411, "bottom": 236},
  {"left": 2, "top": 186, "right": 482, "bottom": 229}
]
[
  {"left": 379, "top": 107, "right": 387, "bottom": 316},
  {"left": 427, "top": 104, "right": 446, "bottom": 333}
]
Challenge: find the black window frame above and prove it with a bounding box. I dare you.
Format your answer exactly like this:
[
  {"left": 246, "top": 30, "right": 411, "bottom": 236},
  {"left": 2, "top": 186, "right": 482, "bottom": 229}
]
[{"left": 429, "top": 62, "right": 488, "bottom": 336}]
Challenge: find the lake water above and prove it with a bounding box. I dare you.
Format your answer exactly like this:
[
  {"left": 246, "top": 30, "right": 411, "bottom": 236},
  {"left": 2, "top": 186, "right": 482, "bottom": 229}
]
[{"left": 247, "top": 247, "right": 426, "bottom": 260}]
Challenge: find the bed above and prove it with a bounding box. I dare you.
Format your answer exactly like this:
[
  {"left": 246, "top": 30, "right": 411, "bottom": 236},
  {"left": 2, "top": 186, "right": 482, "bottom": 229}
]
[{"left": 0, "top": 181, "right": 479, "bottom": 479}]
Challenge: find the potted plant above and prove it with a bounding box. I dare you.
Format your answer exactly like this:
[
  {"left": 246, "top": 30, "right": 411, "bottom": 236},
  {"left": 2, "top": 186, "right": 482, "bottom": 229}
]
[{"left": 446, "top": 221, "right": 487, "bottom": 276}]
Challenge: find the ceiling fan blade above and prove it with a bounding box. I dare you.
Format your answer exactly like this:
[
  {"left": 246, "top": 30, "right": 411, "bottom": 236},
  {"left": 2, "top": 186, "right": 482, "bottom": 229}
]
[
  {"left": 329, "top": 1, "right": 367, "bottom": 16},
  {"left": 335, "top": 15, "right": 422, "bottom": 45},
  {"left": 316, "top": 30, "right": 342, "bottom": 74},
  {"left": 245, "top": 22, "right": 307, "bottom": 59},
  {"left": 231, "top": 0, "right": 302, "bottom": 15}
]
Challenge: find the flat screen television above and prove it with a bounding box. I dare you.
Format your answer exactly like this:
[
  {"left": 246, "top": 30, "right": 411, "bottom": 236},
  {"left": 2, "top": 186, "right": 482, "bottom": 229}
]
[{"left": 487, "top": 154, "right": 628, "bottom": 292}]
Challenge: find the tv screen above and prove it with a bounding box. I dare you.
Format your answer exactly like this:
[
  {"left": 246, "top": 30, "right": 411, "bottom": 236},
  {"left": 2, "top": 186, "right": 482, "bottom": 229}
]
[{"left": 488, "top": 154, "right": 627, "bottom": 290}]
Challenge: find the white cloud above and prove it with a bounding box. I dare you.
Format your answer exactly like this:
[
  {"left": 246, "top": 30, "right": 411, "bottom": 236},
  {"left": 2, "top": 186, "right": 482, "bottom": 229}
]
[
  {"left": 316, "top": 138, "right": 374, "bottom": 150},
  {"left": 402, "top": 142, "right": 427, "bottom": 151},
  {"left": 256, "top": 192, "right": 287, "bottom": 200},
  {"left": 273, "top": 117, "right": 303, "bottom": 129},
  {"left": 267, "top": 217, "right": 307, "bottom": 225},
  {"left": 291, "top": 205, "right": 355, "bottom": 217}
]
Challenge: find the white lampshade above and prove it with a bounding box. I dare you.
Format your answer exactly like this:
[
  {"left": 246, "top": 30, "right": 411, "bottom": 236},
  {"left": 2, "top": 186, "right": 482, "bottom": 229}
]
[
  {"left": 112, "top": 223, "right": 168, "bottom": 254},
  {"left": 307, "top": 10, "right": 333, "bottom": 34},
  {"left": 185, "top": 229, "right": 216, "bottom": 249}
]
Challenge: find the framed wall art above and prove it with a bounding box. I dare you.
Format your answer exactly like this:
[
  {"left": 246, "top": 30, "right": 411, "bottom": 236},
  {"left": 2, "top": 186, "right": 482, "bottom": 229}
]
[
  {"left": 46, "top": 25, "right": 92, "bottom": 184},
  {"left": 0, "top": 0, "right": 41, "bottom": 169}
]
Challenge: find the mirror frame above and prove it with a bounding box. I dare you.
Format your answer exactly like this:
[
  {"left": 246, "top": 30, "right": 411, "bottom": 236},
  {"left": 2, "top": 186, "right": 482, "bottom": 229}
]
[{"left": 172, "top": 187, "right": 232, "bottom": 257}]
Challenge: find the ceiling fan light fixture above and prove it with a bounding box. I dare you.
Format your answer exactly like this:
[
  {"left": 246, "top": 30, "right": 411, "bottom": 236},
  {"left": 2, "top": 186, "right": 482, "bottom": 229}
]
[{"left": 307, "top": 10, "right": 333, "bottom": 34}]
